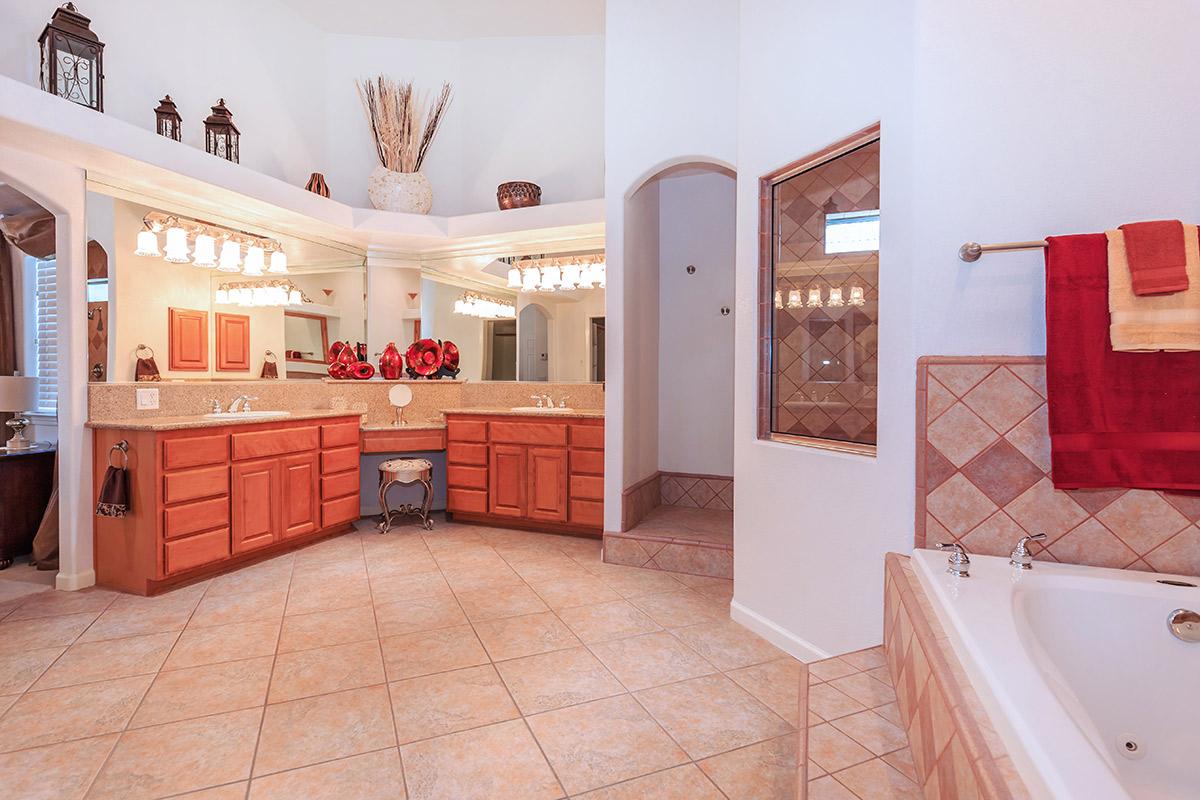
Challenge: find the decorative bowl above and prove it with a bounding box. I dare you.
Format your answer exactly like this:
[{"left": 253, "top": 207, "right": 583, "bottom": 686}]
[{"left": 497, "top": 181, "right": 542, "bottom": 210}]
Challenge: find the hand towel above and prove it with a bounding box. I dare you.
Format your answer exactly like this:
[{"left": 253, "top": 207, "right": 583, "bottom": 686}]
[
  {"left": 1046, "top": 233, "right": 1200, "bottom": 490},
  {"left": 1119, "top": 219, "right": 1189, "bottom": 295},
  {"left": 95, "top": 463, "right": 129, "bottom": 517},
  {"left": 1108, "top": 223, "right": 1200, "bottom": 351}
]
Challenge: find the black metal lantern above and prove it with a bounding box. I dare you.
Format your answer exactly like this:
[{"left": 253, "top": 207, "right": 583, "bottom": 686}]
[
  {"left": 38, "top": 3, "right": 104, "bottom": 112},
  {"left": 204, "top": 99, "right": 240, "bottom": 163},
  {"left": 154, "top": 95, "right": 182, "bottom": 141}
]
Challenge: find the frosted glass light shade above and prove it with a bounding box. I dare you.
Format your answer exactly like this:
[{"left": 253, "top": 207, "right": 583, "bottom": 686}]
[
  {"left": 269, "top": 250, "right": 288, "bottom": 274},
  {"left": 135, "top": 230, "right": 161, "bottom": 257},
  {"left": 849, "top": 285, "right": 866, "bottom": 306},
  {"left": 163, "top": 226, "right": 190, "bottom": 263},
  {"left": 774, "top": 290, "right": 783, "bottom": 309},
  {"left": 540, "top": 265, "right": 561, "bottom": 291},
  {"left": 807, "top": 288, "right": 823, "bottom": 307},
  {"left": 192, "top": 234, "right": 217, "bottom": 268},
  {"left": 243, "top": 245, "right": 265, "bottom": 276},
  {"left": 786, "top": 289, "right": 802, "bottom": 309},
  {"left": 596, "top": 262, "right": 606, "bottom": 288},
  {"left": 561, "top": 261, "right": 581, "bottom": 289},
  {"left": 288, "top": 289, "right": 303, "bottom": 305},
  {"left": 217, "top": 240, "right": 241, "bottom": 272},
  {"left": 507, "top": 267, "right": 522, "bottom": 288},
  {"left": 214, "top": 288, "right": 229, "bottom": 304},
  {"left": 521, "top": 267, "right": 539, "bottom": 292},
  {"left": 827, "top": 287, "right": 844, "bottom": 307}
]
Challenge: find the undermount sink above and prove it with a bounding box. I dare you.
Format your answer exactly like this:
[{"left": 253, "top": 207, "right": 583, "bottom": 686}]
[
  {"left": 203, "top": 410, "right": 292, "bottom": 420},
  {"left": 510, "top": 406, "right": 576, "bottom": 414}
]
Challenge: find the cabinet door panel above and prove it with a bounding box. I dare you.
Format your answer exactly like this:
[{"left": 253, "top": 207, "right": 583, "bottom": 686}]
[
  {"left": 231, "top": 458, "right": 280, "bottom": 553},
  {"left": 527, "top": 447, "right": 568, "bottom": 523},
  {"left": 215, "top": 312, "right": 250, "bottom": 371},
  {"left": 489, "top": 444, "right": 526, "bottom": 518},
  {"left": 168, "top": 307, "right": 208, "bottom": 371},
  {"left": 281, "top": 452, "right": 319, "bottom": 539}
]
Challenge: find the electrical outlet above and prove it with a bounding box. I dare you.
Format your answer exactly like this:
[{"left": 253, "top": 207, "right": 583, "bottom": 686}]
[{"left": 135, "top": 387, "right": 159, "bottom": 410}]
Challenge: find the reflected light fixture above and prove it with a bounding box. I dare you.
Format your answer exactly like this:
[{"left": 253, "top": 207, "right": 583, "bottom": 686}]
[
  {"left": 507, "top": 266, "right": 522, "bottom": 289},
  {"left": 217, "top": 240, "right": 241, "bottom": 272},
  {"left": 215, "top": 279, "right": 308, "bottom": 308},
  {"left": 163, "top": 226, "right": 189, "bottom": 263},
  {"left": 243, "top": 245, "right": 265, "bottom": 276},
  {"left": 848, "top": 285, "right": 866, "bottom": 306},
  {"left": 135, "top": 229, "right": 161, "bottom": 257},
  {"left": 269, "top": 249, "right": 288, "bottom": 274},
  {"left": 774, "top": 290, "right": 783, "bottom": 309},
  {"left": 192, "top": 234, "right": 217, "bottom": 268},
  {"left": 807, "top": 287, "right": 823, "bottom": 308},
  {"left": 786, "top": 289, "right": 803, "bottom": 309},
  {"left": 827, "top": 287, "right": 845, "bottom": 307},
  {"left": 453, "top": 292, "right": 516, "bottom": 319}
]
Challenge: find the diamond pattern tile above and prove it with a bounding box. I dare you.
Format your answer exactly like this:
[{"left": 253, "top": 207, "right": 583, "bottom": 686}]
[
  {"left": 960, "top": 440, "right": 1042, "bottom": 507},
  {"left": 961, "top": 367, "right": 1044, "bottom": 434},
  {"left": 925, "top": 405, "right": 996, "bottom": 468}
]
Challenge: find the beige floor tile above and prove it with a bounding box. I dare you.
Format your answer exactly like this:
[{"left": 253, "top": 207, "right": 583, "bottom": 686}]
[
  {"left": 830, "top": 757, "right": 924, "bottom": 799},
  {"left": 32, "top": 631, "right": 177, "bottom": 691},
  {"left": 254, "top": 685, "right": 397, "bottom": 776},
  {"left": 528, "top": 575, "right": 621, "bottom": 609},
  {"left": 88, "top": 707, "right": 262, "bottom": 799},
  {"left": 454, "top": 584, "right": 549, "bottom": 621},
  {"left": 556, "top": 600, "right": 661, "bottom": 644},
  {"left": 388, "top": 664, "right": 520, "bottom": 744},
  {"left": 527, "top": 694, "right": 687, "bottom": 795},
  {"left": 828, "top": 673, "right": 897, "bottom": 709},
  {"left": 163, "top": 619, "right": 281, "bottom": 671},
  {"left": 507, "top": 556, "right": 591, "bottom": 584},
  {"left": 373, "top": 594, "right": 468, "bottom": 638},
  {"left": 0, "top": 646, "right": 65, "bottom": 694},
  {"left": 808, "top": 774, "right": 859, "bottom": 800},
  {"left": 808, "top": 657, "right": 858, "bottom": 683},
  {"left": 495, "top": 646, "right": 624, "bottom": 714},
  {"left": 882, "top": 746, "right": 918, "bottom": 782},
  {"left": 187, "top": 587, "right": 288, "bottom": 629},
  {"left": 131, "top": 655, "right": 273, "bottom": 728},
  {"left": 441, "top": 564, "right": 526, "bottom": 593},
  {"left": 277, "top": 604, "right": 378, "bottom": 653},
  {"left": 0, "top": 674, "right": 152, "bottom": 752},
  {"left": 727, "top": 657, "right": 805, "bottom": 727},
  {"left": 842, "top": 646, "right": 888, "bottom": 672},
  {"left": 594, "top": 566, "right": 685, "bottom": 598},
  {"left": 806, "top": 723, "right": 876, "bottom": 773},
  {"left": 697, "top": 734, "right": 798, "bottom": 799},
  {"left": 203, "top": 557, "right": 292, "bottom": 598},
  {"left": 573, "top": 764, "right": 724, "bottom": 799},
  {"left": 629, "top": 589, "right": 726, "bottom": 628},
  {"left": 0, "top": 733, "right": 117, "bottom": 800},
  {"left": 401, "top": 719, "right": 563, "bottom": 800},
  {"left": 830, "top": 709, "right": 909, "bottom": 756},
  {"left": 175, "top": 782, "right": 250, "bottom": 799},
  {"left": 875, "top": 701, "right": 903, "bottom": 727},
  {"left": 284, "top": 576, "right": 373, "bottom": 616},
  {"left": 473, "top": 612, "right": 581, "bottom": 661},
  {"left": 808, "top": 682, "right": 869, "bottom": 722},
  {"left": 589, "top": 631, "right": 716, "bottom": 691},
  {"left": 371, "top": 570, "right": 453, "bottom": 605},
  {"left": 249, "top": 748, "right": 406, "bottom": 799},
  {"left": 3, "top": 588, "right": 119, "bottom": 622},
  {"left": 0, "top": 612, "right": 96, "bottom": 653},
  {"left": 269, "top": 639, "right": 385, "bottom": 703},
  {"left": 78, "top": 588, "right": 208, "bottom": 643},
  {"left": 669, "top": 619, "right": 785, "bottom": 671},
  {"left": 0, "top": 695, "right": 16, "bottom": 716},
  {"left": 380, "top": 625, "right": 489, "bottom": 681},
  {"left": 634, "top": 673, "right": 792, "bottom": 760}
]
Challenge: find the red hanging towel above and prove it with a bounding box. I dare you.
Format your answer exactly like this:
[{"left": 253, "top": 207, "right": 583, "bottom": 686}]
[
  {"left": 1119, "top": 219, "right": 1189, "bottom": 295},
  {"left": 1045, "top": 233, "right": 1200, "bottom": 489}
]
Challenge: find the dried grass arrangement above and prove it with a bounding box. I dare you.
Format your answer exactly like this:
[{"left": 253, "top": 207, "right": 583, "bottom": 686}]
[{"left": 356, "top": 76, "right": 453, "bottom": 174}]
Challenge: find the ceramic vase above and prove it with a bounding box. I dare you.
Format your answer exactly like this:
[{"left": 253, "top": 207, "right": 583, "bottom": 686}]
[
  {"left": 367, "top": 166, "right": 433, "bottom": 214},
  {"left": 379, "top": 342, "right": 402, "bottom": 380}
]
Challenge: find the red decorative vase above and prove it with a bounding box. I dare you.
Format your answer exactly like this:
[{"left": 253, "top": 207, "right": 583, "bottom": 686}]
[
  {"left": 441, "top": 341, "right": 460, "bottom": 371},
  {"left": 328, "top": 362, "right": 348, "bottom": 379},
  {"left": 336, "top": 342, "right": 357, "bottom": 367},
  {"left": 379, "top": 342, "right": 402, "bottom": 380},
  {"left": 352, "top": 361, "right": 375, "bottom": 380},
  {"left": 328, "top": 341, "right": 346, "bottom": 364}
]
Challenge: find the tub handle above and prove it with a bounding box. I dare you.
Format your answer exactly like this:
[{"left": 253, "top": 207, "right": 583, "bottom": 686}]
[
  {"left": 1168, "top": 609, "right": 1200, "bottom": 642},
  {"left": 935, "top": 542, "right": 971, "bottom": 578}
]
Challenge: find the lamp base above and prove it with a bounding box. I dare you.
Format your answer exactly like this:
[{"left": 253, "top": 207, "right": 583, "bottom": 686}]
[{"left": 4, "top": 417, "right": 31, "bottom": 450}]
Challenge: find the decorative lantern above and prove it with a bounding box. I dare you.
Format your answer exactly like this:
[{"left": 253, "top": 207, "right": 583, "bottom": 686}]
[
  {"left": 154, "top": 95, "right": 182, "bottom": 141},
  {"left": 204, "top": 99, "right": 240, "bottom": 163},
  {"left": 38, "top": 3, "right": 105, "bottom": 112}
]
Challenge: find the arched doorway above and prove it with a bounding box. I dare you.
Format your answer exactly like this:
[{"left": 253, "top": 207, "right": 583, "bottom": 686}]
[{"left": 518, "top": 302, "right": 550, "bottom": 382}]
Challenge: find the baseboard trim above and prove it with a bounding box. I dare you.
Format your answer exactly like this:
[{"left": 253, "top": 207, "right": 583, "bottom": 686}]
[
  {"left": 730, "top": 599, "right": 831, "bottom": 662},
  {"left": 55, "top": 569, "right": 96, "bottom": 592}
]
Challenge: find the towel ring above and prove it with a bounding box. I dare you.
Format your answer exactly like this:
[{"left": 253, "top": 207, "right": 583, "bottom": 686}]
[
  {"left": 108, "top": 440, "right": 129, "bottom": 470},
  {"left": 135, "top": 344, "right": 154, "bottom": 359}
]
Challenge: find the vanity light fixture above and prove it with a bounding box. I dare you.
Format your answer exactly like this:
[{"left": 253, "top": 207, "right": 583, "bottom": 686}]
[
  {"left": 243, "top": 245, "right": 265, "bottom": 276},
  {"left": 848, "top": 285, "right": 866, "bottom": 306},
  {"left": 134, "top": 228, "right": 161, "bottom": 257},
  {"left": 540, "top": 263, "right": 561, "bottom": 292},
  {"left": 133, "top": 211, "right": 285, "bottom": 277},
  {"left": 453, "top": 292, "right": 516, "bottom": 319},
  {"left": 269, "top": 249, "right": 288, "bottom": 274},
  {"left": 217, "top": 240, "right": 241, "bottom": 272},
  {"left": 827, "top": 287, "right": 845, "bottom": 307},
  {"left": 192, "top": 234, "right": 217, "bottom": 268},
  {"left": 162, "top": 226, "right": 190, "bottom": 263},
  {"left": 786, "top": 289, "right": 803, "bottom": 309},
  {"left": 807, "top": 287, "right": 824, "bottom": 308},
  {"left": 215, "top": 279, "right": 308, "bottom": 308}
]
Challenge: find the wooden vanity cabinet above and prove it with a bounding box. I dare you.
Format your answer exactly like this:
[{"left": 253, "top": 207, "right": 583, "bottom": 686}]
[
  {"left": 93, "top": 415, "right": 361, "bottom": 595},
  {"left": 447, "top": 414, "right": 602, "bottom": 535}
]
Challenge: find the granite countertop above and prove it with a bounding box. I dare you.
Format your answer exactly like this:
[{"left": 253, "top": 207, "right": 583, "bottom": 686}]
[
  {"left": 445, "top": 407, "right": 605, "bottom": 419},
  {"left": 360, "top": 422, "right": 447, "bottom": 432},
  {"left": 85, "top": 409, "right": 365, "bottom": 432}
]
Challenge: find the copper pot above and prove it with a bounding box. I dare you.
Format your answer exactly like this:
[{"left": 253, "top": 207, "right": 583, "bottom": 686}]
[{"left": 497, "top": 181, "right": 542, "bottom": 210}]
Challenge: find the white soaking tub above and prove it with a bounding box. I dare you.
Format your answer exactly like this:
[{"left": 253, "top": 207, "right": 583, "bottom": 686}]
[{"left": 912, "top": 548, "right": 1200, "bottom": 800}]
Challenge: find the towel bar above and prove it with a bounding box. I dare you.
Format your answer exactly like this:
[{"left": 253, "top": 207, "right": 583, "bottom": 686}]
[{"left": 959, "top": 240, "right": 1049, "bottom": 262}]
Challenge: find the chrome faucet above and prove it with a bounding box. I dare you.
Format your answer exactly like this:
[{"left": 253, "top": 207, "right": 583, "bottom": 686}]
[
  {"left": 936, "top": 542, "right": 971, "bottom": 578},
  {"left": 541, "top": 394, "right": 554, "bottom": 408},
  {"left": 558, "top": 395, "right": 570, "bottom": 408},
  {"left": 207, "top": 399, "right": 224, "bottom": 413},
  {"left": 530, "top": 395, "right": 544, "bottom": 408},
  {"left": 229, "top": 395, "right": 259, "bottom": 413},
  {"left": 1009, "top": 533, "right": 1047, "bottom": 570}
]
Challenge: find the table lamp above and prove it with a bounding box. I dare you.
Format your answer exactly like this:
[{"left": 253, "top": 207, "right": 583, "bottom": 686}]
[{"left": 0, "top": 376, "right": 38, "bottom": 450}]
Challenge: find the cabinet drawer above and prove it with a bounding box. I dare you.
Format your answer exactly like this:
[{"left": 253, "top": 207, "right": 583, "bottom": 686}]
[
  {"left": 321, "top": 445, "right": 359, "bottom": 475},
  {"left": 163, "top": 465, "right": 228, "bottom": 505},
  {"left": 448, "top": 465, "right": 487, "bottom": 490},
  {"left": 447, "top": 419, "right": 488, "bottom": 443},
  {"left": 163, "top": 496, "right": 229, "bottom": 540},
  {"left": 232, "top": 426, "right": 319, "bottom": 461},
  {"left": 162, "top": 434, "right": 228, "bottom": 470},
  {"left": 321, "top": 495, "right": 359, "bottom": 528},
  {"left": 321, "top": 469, "right": 360, "bottom": 501},
  {"left": 491, "top": 421, "right": 568, "bottom": 446},
  {"left": 321, "top": 421, "right": 360, "bottom": 448},
  {"left": 570, "top": 499, "right": 604, "bottom": 529},
  {"left": 361, "top": 429, "right": 446, "bottom": 453},
  {"left": 569, "top": 474, "right": 604, "bottom": 501},
  {"left": 570, "top": 449, "right": 604, "bottom": 476},
  {"left": 164, "top": 527, "right": 231, "bottom": 575},
  {"left": 448, "top": 488, "right": 488, "bottom": 514},
  {"left": 569, "top": 424, "right": 604, "bottom": 449},
  {"left": 447, "top": 442, "right": 487, "bottom": 466}
]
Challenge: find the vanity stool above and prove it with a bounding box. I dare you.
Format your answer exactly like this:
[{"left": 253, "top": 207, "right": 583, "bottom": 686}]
[{"left": 377, "top": 458, "right": 434, "bottom": 532}]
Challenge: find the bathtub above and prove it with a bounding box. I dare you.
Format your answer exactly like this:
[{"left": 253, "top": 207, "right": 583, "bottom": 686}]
[{"left": 912, "top": 548, "right": 1200, "bottom": 800}]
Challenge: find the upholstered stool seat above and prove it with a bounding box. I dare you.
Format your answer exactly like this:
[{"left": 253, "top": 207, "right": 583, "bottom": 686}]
[{"left": 377, "top": 458, "right": 434, "bottom": 532}]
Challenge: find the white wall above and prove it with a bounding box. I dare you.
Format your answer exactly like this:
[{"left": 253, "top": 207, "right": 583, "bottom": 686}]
[
  {"left": 658, "top": 170, "right": 735, "bottom": 476},
  {"left": 620, "top": 180, "right": 660, "bottom": 489},
  {"left": 419, "top": 277, "right": 489, "bottom": 381}
]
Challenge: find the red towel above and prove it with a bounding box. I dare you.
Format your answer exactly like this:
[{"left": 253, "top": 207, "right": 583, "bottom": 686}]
[
  {"left": 1119, "top": 220, "right": 1189, "bottom": 295},
  {"left": 1045, "top": 233, "right": 1200, "bottom": 489}
]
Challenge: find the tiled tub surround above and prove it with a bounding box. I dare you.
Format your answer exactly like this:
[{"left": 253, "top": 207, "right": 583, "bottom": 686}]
[
  {"left": 882, "top": 553, "right": 1027, "bottom": 799},
  {"left": 917, "top": 356, "right": 1200, "bottom": 576},
  {"left": 660, "top": 472, "right": 734, "bottom": 511},
  {"left": 0, "top": 518, "right": 809, "bottom": 800},
  {"left": 604, "top": 507, "right": 734, "bottom": 579}
]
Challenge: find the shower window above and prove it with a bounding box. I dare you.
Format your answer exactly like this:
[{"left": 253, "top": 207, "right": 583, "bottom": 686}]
[{"left": 759, "top": 124, "right": 880, "bottom": 455}]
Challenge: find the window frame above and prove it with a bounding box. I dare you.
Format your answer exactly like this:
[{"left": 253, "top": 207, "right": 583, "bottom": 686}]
[
  {"left": 757, "top": 122, "right": 881, "bottom": 457},
  {"left": 31, "top": 255, "right": 58, "bottom": 415}
]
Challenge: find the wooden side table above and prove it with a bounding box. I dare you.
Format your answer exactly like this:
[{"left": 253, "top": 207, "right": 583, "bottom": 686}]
[{"left": 0, "top": 444, "right": 55, "bottom": 569}]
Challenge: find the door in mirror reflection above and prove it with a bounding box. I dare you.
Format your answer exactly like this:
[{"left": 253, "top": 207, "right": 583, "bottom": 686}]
[
  {"left": 485, "top": 320, "right": 517, "bottom": 380},
  {"left": 519, "top": 303, "right": 550, "bottom": 382}
]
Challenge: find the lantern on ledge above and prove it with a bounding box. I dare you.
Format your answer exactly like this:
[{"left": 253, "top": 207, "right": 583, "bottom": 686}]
[
  {"left": 154, "top": 95, "right": 182, "bottom": 141},
  {"left": 38, "top": 3, "right": 105, "bottom": 112},
  {"left": 204, "top": 98, "right": 240, "bottom": 163}
]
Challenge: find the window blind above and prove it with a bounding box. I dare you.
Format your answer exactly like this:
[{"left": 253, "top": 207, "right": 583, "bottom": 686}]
[{"left": 34, "top": 257, "right": 57, "bottom": 414}]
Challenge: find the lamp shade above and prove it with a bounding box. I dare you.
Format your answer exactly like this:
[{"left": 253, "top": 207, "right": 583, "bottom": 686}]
[{"left": 0, "top": 376, "right": 38, "bottom": 413}]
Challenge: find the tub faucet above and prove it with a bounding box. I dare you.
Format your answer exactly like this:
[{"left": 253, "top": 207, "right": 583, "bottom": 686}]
[
  {"left": 935, "top": 542, "right": 971, "bottom": 578},
  {"left": 1009, "top": 533, "right": 1047, "bottom": 570}
]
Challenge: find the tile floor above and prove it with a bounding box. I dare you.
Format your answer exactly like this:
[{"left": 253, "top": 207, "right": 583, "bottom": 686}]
[
  {"left": 0, "top": 516, "right": 804, "bottom": 799},
  {"left": 603, "top": 506, "right": 734, "bottom": 579}
]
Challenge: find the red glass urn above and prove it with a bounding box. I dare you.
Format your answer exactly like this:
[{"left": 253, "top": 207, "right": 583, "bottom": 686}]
[
  {"left": 405, "top": 339, "right": 444, "bottom": 378},
  {"left": 327, "top": 341, "right": 346, "bottom": 364},
  {"left": 352, "top": 361, "right": 375, "bottom": 380},
  {"left": 336, "top": 342, "right": 358, "bottom": 367},
  {"left": 379, "top": 342, "right": 402, "bottom": 380}
]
